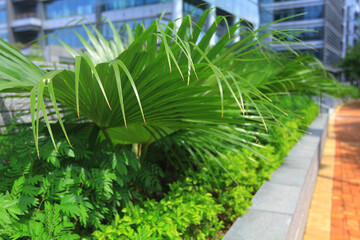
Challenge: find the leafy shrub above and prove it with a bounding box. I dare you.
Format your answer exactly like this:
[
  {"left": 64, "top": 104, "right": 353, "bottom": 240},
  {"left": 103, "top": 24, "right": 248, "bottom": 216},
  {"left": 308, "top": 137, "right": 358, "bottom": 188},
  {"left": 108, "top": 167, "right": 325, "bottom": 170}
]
[
  {"left": 92, "top": 95, "right": 320, "bottom": 239},
  {"left": 0, "top": 119, "right": 164, "bottom": 239},
  {"left": 0, "top": 95, "right": 319, "bottom": 239},
  {"left": 94, "top": 185, "right": 223, "bottom": 239}
]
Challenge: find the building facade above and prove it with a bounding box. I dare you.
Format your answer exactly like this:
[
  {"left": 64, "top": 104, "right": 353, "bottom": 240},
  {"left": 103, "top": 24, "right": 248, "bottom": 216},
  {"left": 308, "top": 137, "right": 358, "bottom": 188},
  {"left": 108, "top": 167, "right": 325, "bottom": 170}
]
[
  {"left": 0, "top": 0, "right": 259, "bottom": 62},
  {"left": 259, "top": 0, "right": 351, "bottom": 74},
  {"left": 343, "top": 0, "right": 360, "bottom": 56}
]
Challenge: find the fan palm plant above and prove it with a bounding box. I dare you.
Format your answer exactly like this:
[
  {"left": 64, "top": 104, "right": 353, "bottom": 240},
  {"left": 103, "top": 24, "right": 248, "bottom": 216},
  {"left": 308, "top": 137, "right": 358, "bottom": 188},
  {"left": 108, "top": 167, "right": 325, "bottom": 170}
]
[{"left": 0, "top": 11, "right": 344, "bottom": 163}]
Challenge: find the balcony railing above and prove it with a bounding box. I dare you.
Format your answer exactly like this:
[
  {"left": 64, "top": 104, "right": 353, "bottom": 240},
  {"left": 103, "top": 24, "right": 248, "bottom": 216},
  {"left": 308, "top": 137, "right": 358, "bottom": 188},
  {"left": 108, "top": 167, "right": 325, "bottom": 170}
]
[
  {"left": 14, "top": 12, "right": 39, "bottom": 20},
  {"left": 11, "top": 12, "right": 41, "bottom": 32},
  {"left": 12, "top": 0, "right": 36, "bottom": 3}
]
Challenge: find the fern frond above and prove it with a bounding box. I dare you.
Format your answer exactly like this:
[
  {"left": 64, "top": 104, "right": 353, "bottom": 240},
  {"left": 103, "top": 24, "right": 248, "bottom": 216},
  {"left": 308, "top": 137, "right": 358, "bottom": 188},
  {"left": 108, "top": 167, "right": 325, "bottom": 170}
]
[
  {"left": 0, "top": 193, "right": 23, "bottom": 228},
  {"left": 59, "top": 194, "right": 93, "bottom": 226}
]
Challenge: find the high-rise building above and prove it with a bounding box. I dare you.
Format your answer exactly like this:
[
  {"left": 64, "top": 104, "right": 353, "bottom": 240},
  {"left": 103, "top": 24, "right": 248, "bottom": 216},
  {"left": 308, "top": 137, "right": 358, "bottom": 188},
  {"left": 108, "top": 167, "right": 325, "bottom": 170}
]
[
  {"left": 343, "top": 0, "right": 360, "bottom": 56},
  {"left": 0, "top": 0, "right": 259, "bottom": 62},
  {"left": 259, "top": 0, "right": 352, "bottom": 76}
]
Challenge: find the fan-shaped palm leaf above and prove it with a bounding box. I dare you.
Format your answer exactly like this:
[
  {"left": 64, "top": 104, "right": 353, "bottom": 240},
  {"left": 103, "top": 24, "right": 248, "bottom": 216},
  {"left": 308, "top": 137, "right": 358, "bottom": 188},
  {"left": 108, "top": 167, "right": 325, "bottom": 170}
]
[{"left": 0, "top": 12, "right": 349, "bottom": 160}]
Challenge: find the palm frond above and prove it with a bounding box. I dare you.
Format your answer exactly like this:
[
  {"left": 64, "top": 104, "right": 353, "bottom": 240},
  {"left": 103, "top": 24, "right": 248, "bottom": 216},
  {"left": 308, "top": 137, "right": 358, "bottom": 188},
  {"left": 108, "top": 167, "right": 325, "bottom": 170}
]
[{"left": 0, "top": 13, "right": 349, "bottom": 158}]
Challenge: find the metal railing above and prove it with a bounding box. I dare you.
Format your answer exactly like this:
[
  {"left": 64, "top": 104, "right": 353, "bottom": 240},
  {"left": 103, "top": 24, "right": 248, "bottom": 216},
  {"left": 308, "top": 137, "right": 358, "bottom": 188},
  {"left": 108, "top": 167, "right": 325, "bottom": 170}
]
[{"left": 14, "top": 12, "right": 39, "bottom": 20}]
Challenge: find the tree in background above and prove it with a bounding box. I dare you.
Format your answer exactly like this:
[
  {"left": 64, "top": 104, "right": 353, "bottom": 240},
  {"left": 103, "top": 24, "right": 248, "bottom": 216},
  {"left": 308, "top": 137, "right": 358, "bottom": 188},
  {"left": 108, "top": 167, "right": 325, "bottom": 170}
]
[
  {"left": 340, "top": 42, "right": 360, "bottom": 88},
  {"left": 12, "top": 42, "right": 45, "bottom": 62},
  {"left": 27, "top": 44, "right": 46, "bottom": 62}
]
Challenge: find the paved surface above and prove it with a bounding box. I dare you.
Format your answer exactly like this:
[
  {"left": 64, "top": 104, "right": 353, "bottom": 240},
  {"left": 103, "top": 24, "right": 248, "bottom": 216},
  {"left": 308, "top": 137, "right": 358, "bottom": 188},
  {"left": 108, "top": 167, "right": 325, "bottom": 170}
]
[
  {"left": 304, "top": 101, "right": 360, "bottom": 240},
  {"left": 303, "top": 109, "right": 337, "bottom": 240}
]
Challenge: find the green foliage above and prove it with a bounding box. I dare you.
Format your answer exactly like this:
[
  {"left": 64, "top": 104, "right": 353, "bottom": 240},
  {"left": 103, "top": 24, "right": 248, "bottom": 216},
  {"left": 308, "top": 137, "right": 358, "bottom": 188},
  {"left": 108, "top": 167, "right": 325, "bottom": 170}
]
[
  {"left": 28, "top": 44, "right": 46, "bottom": 62},
  {"left": 92, "top": 95, "right": 320, "bottom": 239},
  {"left": 0, "top": 13, "right": 343, "bottom": 163},
  {"left": 0, "top": 119, "right": 164, "bottom": 239},
  {"left": 0, "top": 10, "right": 345, "bottom": 239},
  {"left": 339, "top": 42, "right": 360, "bottom": 88},
  {"left": 6, "top": 202, "right": 79, "bottom": 240},
  {"left": 11, "top": 42, "right": 46, "bottom": 62},
  {"left": 0, "top": 95, "right": 319, "bottom": 239},
  {"left": 93, "top": 183, "right": 224, "bottom": 239}
]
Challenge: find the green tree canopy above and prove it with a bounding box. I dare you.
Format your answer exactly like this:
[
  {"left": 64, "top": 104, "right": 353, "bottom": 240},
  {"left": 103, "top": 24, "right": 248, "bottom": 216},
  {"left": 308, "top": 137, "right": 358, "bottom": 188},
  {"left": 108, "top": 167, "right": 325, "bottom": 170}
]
[{"left": 340, "top": 42, "right": 360, "bottom": 87}]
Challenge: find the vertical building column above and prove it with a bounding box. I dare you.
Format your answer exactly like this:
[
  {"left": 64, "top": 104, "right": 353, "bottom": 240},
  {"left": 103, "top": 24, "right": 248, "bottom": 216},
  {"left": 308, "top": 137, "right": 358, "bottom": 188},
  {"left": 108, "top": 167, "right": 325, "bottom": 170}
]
[
  {"left": 342, "top": 1, "right": 348, "bottom": 58},
  {"left": 172, "top": 0, "right": 183, "bottom": 29},
  {"left": 234, "top": 16, "right": 241, "bottom": 42},
  {"left": 95, "top": 0, "right": 104, "bottom": 30},
  {"left": 5, "top": 0, "right": 15, "bottom": 43},
  {"left": 206, "top": 3, "right": 216, "bottom": 46},
  {"left": 37, "top": 0, "right": 45, "bottom": 47}
]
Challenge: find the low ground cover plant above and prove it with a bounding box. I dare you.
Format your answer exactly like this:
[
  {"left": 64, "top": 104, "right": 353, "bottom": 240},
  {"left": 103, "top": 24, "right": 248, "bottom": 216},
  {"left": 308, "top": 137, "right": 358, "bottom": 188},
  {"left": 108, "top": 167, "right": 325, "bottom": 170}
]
[{"left": 0, "top": 11, "right": 359, "bottom": 239}]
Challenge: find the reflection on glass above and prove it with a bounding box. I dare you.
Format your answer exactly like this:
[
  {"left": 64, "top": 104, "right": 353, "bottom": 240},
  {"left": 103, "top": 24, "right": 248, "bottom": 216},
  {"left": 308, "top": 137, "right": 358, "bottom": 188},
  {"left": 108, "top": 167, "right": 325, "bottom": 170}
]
[
  {"left": 45, "top": 0, "right": 170, "bottom": 19},
  {"left": 274, "top": 5, "right": 323, "bottom": 22},
  {"left": 103, "top": 0, "right": 167, "bottom": 11},
  {"left": 0, "top": 4, "right": 7, "bottom": 24},
  {"left": 46, "top": 26, "right": 88, "bottom": 48},
  {"left": 45, "top": 0, "right": 96, "bottom": 19},
  {"left": 277, "top": 26, "right": 324, "bottom": 41},
  {"left": 183, "top": 1, "right": 205, "bottom": 18},
  {"left": 288, "top": 48, "right": 323, "bottom": 60},
  {"left": 216, "top": 8, "right": 235, "bottom": 38},
  {"left": 46, "top": 17, "right": 157, "bottom": 48},
  {"left": 101, "top": 17, "right": 156, "bottom": 41},
  {"left": 260, "top": 0, "right": 303, "bottom": 3},
  {"left": 0, "top": 32, "right": 8, "bottom": 42}
]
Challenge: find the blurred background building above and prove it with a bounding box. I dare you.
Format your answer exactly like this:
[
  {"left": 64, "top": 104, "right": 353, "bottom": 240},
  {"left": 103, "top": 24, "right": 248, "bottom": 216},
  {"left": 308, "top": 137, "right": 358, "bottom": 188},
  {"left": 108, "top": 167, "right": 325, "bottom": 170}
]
[
  {"left": 0, "top": 0, "right": 259, "bottom": 62},
  {"left": 260, "top": 0, "right": 360, "bottom": 77},
  {"left": 0, "top": 0, "right": 359, "bottom": 76},
  {"left": 343, "top": 0, "right": 360, "bottom": 54}
]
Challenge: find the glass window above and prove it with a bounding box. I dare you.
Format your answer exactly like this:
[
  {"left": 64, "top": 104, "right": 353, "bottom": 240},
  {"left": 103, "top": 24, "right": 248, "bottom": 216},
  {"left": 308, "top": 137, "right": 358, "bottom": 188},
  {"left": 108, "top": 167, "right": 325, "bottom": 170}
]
[
  {"left": 46, "top": 25, "right": 90, "bottom": 48},
  {"left": 276, "top": 26, "right": 324, "bottom": 41},
  {"left": 216, "top": 8, "right": 235, "bottom": 38},
  {"left": 274, "top": 5, "right": 323, "bottom": 22},
  {"left": 126, "top": 0, "right": 135, "bottom": 8},
  {"left": 46, "top": 17, "right": 156, "bottom": 48},
  {"left": 260, "top": 0, "right": 304, "bottom": 3},
  {"left": 283, "top": 48, "right": 323, "bottom": 61},
  {"left": 135, "top": 0, "right": 145, "bottom": 6},
  {"left": 0, "top": 32, "right": 8, "bottom": 42},
  {"left": 183, "top": 1, "right": 205, "bottom": 18},
  {"left": 100, "top": 17, "right": 155, "bottom": 41},
  {"left": 143, "top": 18, "right": 153, "bottom": 28},
  {"left": 145, "top": 0, "right": 160, "bottom": 4},
  {"left": 102, "top": 0, "right": 167, "bottom": 11},
  {"left": 45, "top": 0, "right": 95, "bottom": 19},
  {"left": 260, "top": 7, "right": 273, "bottom": 24},
  {"left": 305, "top": 5, "right": 323, "bottom": 19},
  {"left": 0, "top": 4, "right": 7, "bottom": 24}
]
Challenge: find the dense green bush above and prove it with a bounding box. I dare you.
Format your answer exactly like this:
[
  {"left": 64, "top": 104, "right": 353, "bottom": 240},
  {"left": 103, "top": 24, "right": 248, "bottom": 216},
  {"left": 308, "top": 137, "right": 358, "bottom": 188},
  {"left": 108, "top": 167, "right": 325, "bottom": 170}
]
[
  {"left": 0, "top": 118, "right": 165, "bottom": 239},
  {"left": 0, "top": 95, "right": 318, "bottom": 239},
  {"left": 92, "top": 95, "right": 320, "bottom": 239}
]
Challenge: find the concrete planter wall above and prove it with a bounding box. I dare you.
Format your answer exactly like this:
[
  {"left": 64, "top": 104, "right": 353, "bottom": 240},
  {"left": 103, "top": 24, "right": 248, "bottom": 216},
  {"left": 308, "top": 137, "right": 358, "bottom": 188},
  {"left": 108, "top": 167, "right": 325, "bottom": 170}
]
[
  {"left": 223, "top": 112, "right": 329, "bottom": 240},
  {"left": 0, "top": 93, "right": 31, "bottom": 128},
  {"left": 0, "top": 63, "right": 73, "bottom": 129}
]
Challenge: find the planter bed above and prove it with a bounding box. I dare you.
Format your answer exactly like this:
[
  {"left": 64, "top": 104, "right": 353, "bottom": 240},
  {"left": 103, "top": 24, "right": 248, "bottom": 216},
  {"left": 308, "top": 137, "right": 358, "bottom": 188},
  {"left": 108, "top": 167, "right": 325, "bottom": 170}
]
[
  {"left": 0, "top": 96, "right": 328, "bottom": 239},
  {"left": 223, "top": 113, "right": 329, "bottom": 240}
]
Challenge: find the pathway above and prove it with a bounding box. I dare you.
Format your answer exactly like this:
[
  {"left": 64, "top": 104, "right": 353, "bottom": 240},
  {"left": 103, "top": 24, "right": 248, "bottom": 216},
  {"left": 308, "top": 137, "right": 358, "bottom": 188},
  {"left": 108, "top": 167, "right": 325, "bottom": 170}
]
[{"left": 304, "top": 101, "right": 360, "bottom": 240}]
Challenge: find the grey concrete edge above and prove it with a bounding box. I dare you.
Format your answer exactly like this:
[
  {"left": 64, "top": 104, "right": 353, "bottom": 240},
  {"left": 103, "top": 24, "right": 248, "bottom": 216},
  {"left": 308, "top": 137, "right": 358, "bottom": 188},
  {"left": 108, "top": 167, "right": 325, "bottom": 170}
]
[{"left": 223, "top": 112, "right": 330, "bottom": 240}]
